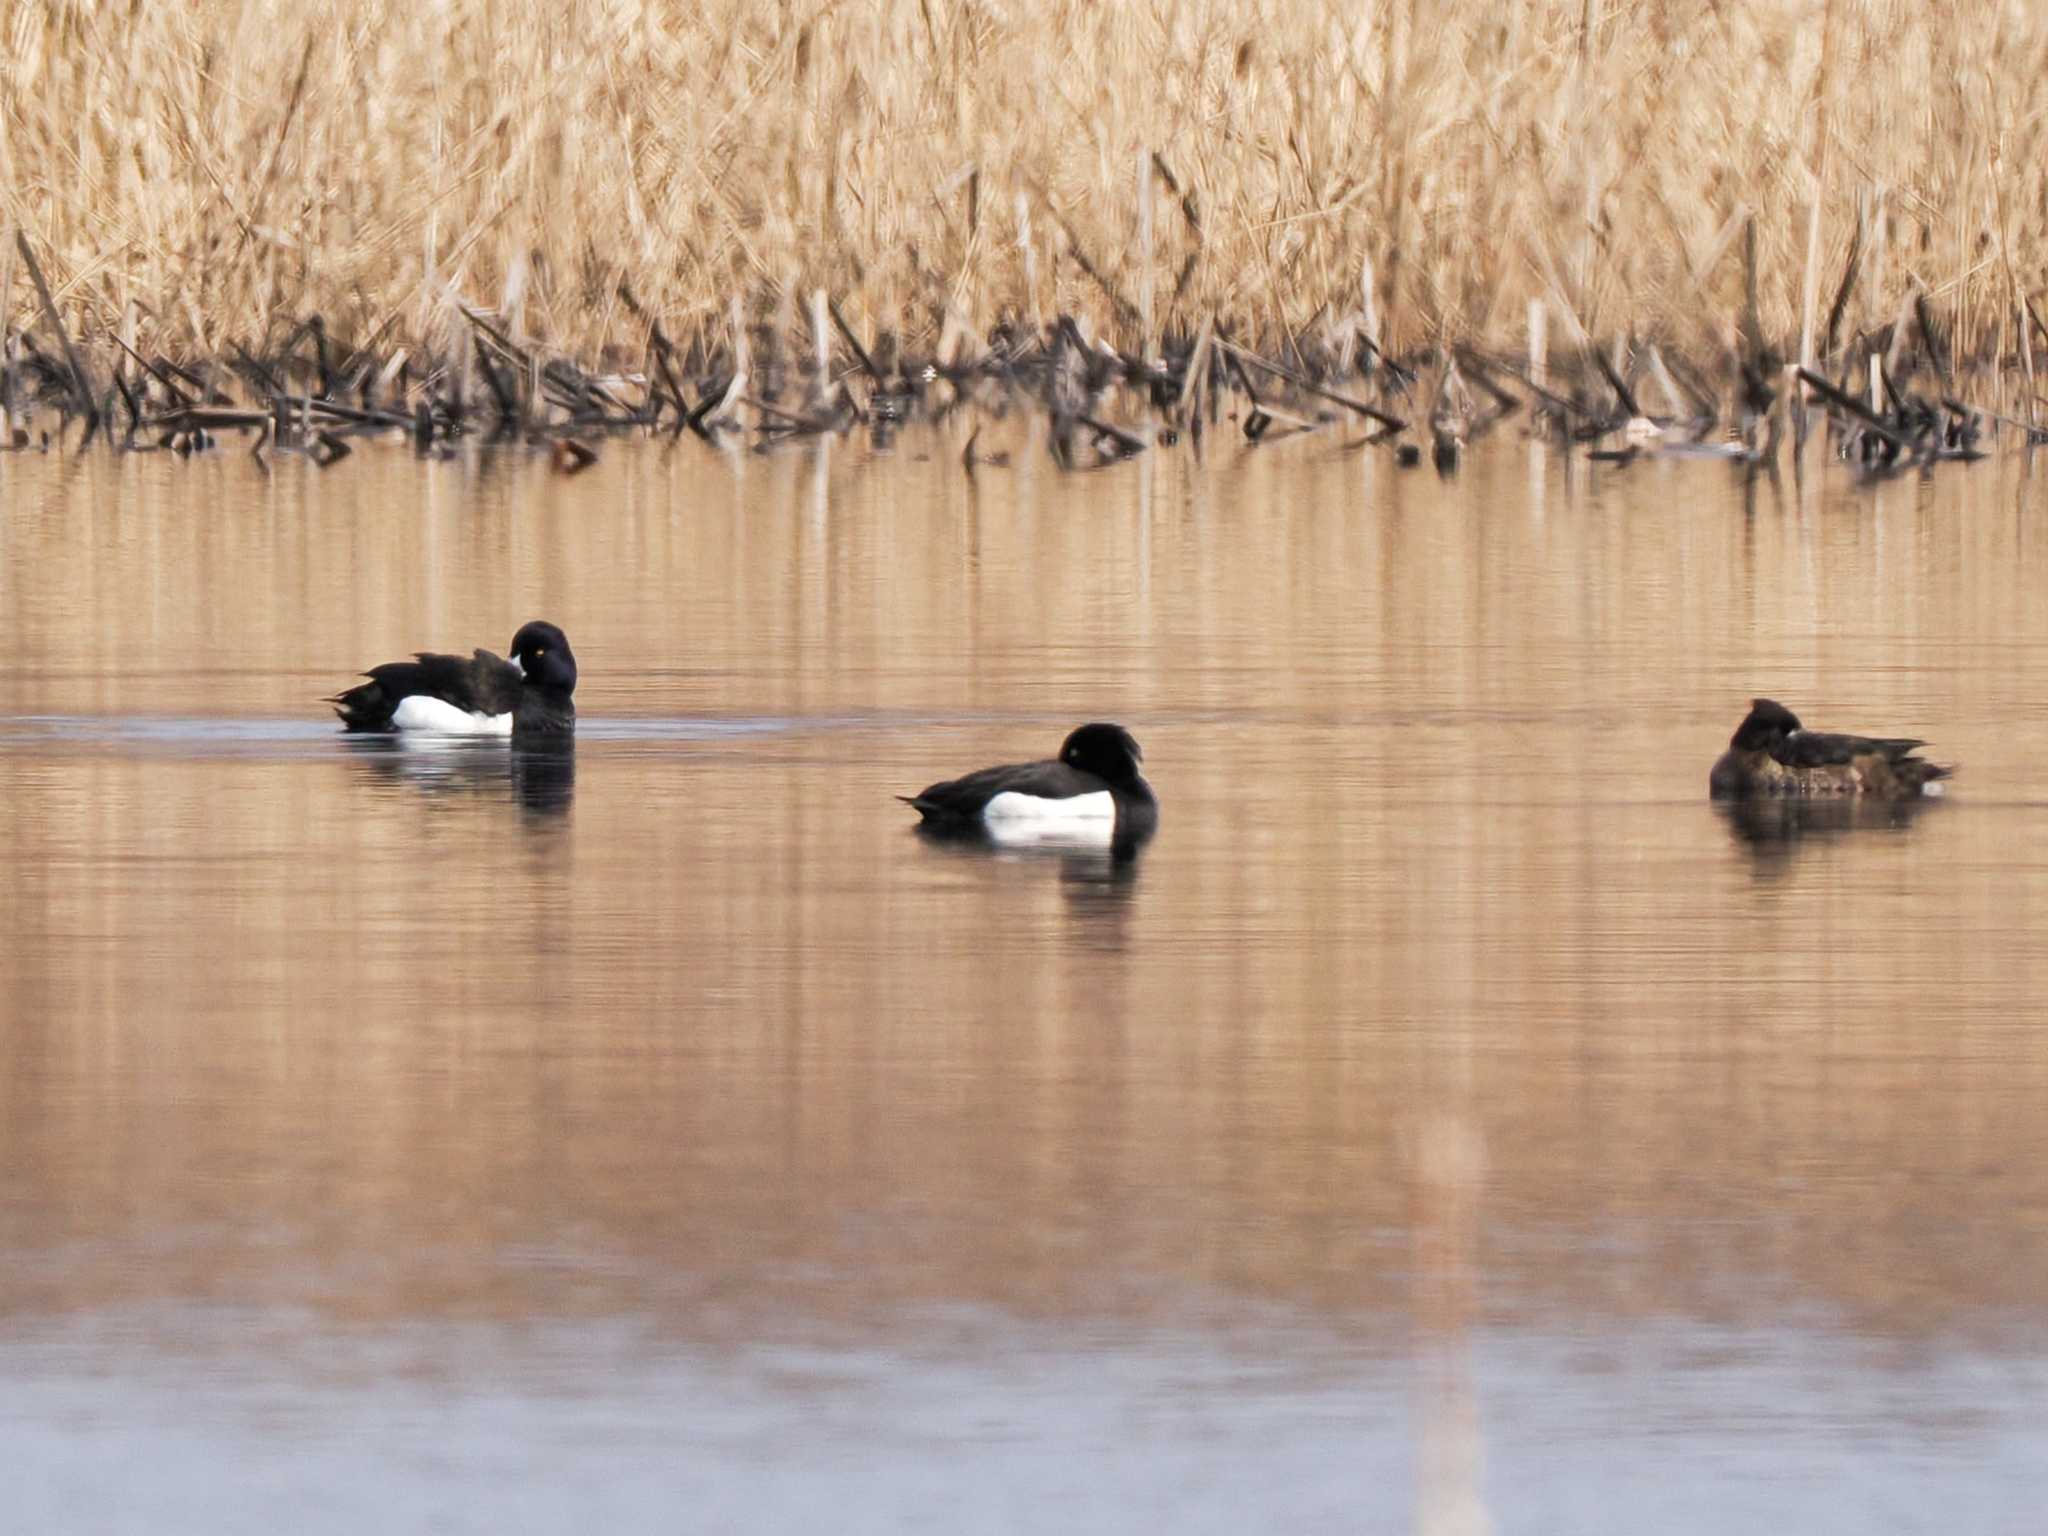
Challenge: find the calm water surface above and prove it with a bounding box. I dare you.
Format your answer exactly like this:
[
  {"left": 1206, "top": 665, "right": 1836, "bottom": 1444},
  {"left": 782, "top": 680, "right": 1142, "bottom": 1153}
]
[{"left": 3, "top": 429, "right": 2047, "bottom": 1532}]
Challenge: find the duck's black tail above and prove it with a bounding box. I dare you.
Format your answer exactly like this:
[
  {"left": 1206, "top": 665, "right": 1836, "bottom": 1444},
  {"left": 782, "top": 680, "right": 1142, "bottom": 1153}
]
[
  {"left": 327, "top": 680, "right": 394, "bottom": 732},
  {"left": 1903, "top": 758, "right": 1955, "bottom": 795}
]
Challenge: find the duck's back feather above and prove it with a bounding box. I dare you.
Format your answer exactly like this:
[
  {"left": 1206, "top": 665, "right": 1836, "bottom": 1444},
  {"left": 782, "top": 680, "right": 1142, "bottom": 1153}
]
[
  {"left": 1779, "top": 728, "right": 1951, "bottom": 796},
  {"left": 1775, "top": 730, "right": 1926, "bottom": 768},
  {"left": 331, "top": 649, "right": 521, "bottom": 732},
  {"left": 901, "top": 758, "right": 1110, "bottom": 823}
]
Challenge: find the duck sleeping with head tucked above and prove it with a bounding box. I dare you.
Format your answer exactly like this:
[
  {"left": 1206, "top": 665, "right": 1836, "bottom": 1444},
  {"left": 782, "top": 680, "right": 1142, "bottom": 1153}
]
[
  {"left": 901, "top": 723, "right": 1157, "bottom": 848},
  {"left": 329, "top": 621, "right": 577, "bottom": 740},
  {"left": 1709, "top": 697, "right": 1951, "bottom": 801}
]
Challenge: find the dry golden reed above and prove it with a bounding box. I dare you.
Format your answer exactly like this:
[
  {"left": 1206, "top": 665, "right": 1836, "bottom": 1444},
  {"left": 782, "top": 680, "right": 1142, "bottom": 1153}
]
[{"left": 3, "top": 0, "right": 2046, "bottom": 372}]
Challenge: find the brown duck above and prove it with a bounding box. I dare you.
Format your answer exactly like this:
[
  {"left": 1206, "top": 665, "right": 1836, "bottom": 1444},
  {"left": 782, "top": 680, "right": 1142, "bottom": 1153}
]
[{"left": 1709, "top": 698, "right": 1952, "bottom": 800}]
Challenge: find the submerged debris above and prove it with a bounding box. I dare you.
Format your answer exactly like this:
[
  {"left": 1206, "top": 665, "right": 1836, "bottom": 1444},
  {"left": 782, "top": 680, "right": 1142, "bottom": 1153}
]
[
  {"left": 550, "top": 438, "right": 599, "bottom": 475},
  {"left": 0, "top": 234, "right": 2036, "bottom": 478}
]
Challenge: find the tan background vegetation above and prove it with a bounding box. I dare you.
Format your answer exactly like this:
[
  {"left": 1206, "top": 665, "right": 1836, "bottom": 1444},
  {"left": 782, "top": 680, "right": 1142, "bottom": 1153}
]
[{"left": 3, "top": 0, "right": 2044, "bottom": 367}]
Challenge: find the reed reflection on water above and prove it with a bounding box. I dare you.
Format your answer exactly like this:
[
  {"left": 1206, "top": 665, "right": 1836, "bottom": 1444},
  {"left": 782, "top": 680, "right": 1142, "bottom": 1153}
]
[{"left": 2, "top": 435, "right": 2047, "bottom": 1532}]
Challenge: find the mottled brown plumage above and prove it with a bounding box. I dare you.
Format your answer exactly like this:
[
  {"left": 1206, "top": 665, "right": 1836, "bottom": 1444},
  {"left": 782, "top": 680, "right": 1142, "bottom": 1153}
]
[{"left": 1709, "top": 698, "right": 1951, "bottom": 800}]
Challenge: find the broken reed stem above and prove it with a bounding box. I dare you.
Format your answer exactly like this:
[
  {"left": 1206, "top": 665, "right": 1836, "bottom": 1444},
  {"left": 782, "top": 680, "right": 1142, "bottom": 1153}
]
[
  {"left": 2022, "top": 302, "right": 2039, "bottom": 430},
  {"left": 1136, "top": 147, "right": 1154, "bottom": 364},
  {"left": 1175, "top": 315, "right": 1213, "bottom": 434},
  {"left": 0, "top": 231, "right": 15, "bottom": 351},
  {"left": 1574, "top": 0, "right": 1602, "bottom": 320},
  {"left": 1796, "top": 0, "right": 1840, "bottom": 416},
  {"left": 17, "top": 230, "right": 100, "bottom": 428},
  {"left": 810, "top": 287, "right": 830, "bottom": 407},
  {"left": 1360, "top": 253, "right": 1380, "bottom": 369},
  {"left": 724, "top": 292, "right": 749, "bottom": 432},
  {"left": 1015, "top": 190, "right": 1040, "bottom": 336},
  {"left": 1797, "top": 164, "right": 1826, "bottom": 380}
]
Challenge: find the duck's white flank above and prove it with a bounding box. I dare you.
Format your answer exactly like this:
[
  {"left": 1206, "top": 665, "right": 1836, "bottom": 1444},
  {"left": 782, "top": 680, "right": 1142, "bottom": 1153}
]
[
  {"left": 981, "top": 789, "right": 1116, "bottom": 847},
  {"left": 389, "top": 695, "right": 515, "bottom": 736}
]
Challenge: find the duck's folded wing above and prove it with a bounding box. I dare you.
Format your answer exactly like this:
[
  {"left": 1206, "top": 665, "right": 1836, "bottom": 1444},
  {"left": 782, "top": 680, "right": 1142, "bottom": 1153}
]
[
  {"left": 358, "top": 649, "right": 521, "bottom": 714},
  {"left": 462, "top": 649, "right": 524, "bottom": 714},
  {"left": 1774, "top": 730, "right": 1927, "bottom": 768},
  {"left": 902, "top": 758, "right": 1100, "bottom": 819}
]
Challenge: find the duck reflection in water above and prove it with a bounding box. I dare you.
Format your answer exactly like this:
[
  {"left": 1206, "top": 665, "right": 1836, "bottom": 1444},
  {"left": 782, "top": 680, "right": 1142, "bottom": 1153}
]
[
  {"left": 1717, "top": 794, "right": 1932, "bottom": 874},
  {"left": 1052, "top": 837, "right": 1147, "bottom": 949},
  {"left": 913, "top": 815, "right": 1152, "bottom": 872},
  {"left": 341, "top": 735, "right": 576, "bottom": 820},
  {"left": 913, "top": 822, "right": 1148, "bottom": 947}
]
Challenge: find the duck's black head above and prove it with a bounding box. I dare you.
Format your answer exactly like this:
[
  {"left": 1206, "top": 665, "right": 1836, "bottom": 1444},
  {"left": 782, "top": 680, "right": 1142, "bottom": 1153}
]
[
  {"left": 1060, "top": 722, "right": 1144, "bottom": 783},
  {"left": 510, "top": 621, "right": 577, "bottom": 697},
  {"left": 1731, "top": 697, "right": 1801, "bottom": 752}
]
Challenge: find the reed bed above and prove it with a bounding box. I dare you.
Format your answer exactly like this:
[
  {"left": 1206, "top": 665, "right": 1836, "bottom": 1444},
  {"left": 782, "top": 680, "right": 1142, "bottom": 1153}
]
[{"left": 3, "top": 0, "right": 2047, "bottom": 463}]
